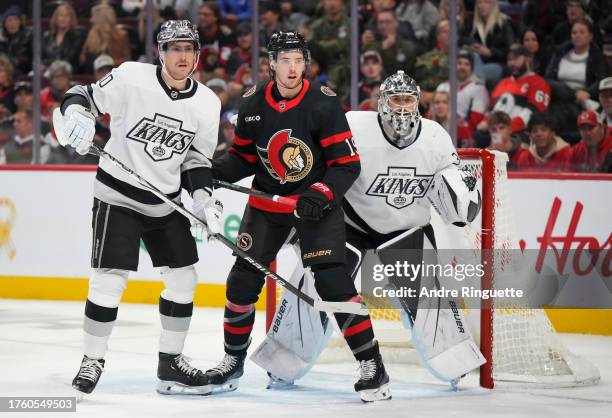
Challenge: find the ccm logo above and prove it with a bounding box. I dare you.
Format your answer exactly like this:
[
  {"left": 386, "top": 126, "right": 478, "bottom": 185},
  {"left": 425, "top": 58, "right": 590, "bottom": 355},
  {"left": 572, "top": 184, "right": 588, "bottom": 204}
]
[{"left": 245, "top": 115, "right": 261, "bottom": 122}]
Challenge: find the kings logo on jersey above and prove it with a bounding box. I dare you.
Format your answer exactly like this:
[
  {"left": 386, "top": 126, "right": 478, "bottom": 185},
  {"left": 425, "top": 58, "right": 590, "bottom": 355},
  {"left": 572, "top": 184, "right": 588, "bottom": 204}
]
[
  {"left": 257, "top": 129, "right": 313, "bottom": 184},
  {"left": 366, "top": 167, "right": 433, "bottom": 209},
  {"left": 126, "top": 113, "right": 195, "bottom": 162}
]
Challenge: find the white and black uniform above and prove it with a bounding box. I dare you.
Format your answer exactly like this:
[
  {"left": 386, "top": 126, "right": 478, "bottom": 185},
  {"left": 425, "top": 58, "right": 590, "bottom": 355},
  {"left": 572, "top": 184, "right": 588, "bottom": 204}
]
[
  {"left": 63, "top": 62, "right": 220, "bottom": 270},
  {"left": 343, "top": 110, "right": 459, "bottom": 242}
]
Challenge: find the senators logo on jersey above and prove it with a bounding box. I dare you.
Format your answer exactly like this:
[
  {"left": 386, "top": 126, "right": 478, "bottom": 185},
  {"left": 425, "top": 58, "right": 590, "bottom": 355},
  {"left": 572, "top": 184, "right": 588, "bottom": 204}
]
[
  {"left": 127, "top": 113, "right": 195, "bottom": 162},
  {"left": 366, "top": 167, "right": 433, "bottom": 209},
  {"left": 256, "top": 129, "right": 313, "bottom": 184}
]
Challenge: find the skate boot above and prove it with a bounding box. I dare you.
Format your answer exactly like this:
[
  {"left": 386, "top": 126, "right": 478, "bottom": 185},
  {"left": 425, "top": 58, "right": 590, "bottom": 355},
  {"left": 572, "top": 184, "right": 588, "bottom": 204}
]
[
  {"left": 354, "top": 342, "right": 391, "bottom": 402},
  {"left": 72, "top": 355, "right": 105, "bottom": 399},
  {"left": 203, "top": 352, "right": 247, "bottom": 394},
  {"left": 157, "top": 353, "right": 210, "bottom": 395}
]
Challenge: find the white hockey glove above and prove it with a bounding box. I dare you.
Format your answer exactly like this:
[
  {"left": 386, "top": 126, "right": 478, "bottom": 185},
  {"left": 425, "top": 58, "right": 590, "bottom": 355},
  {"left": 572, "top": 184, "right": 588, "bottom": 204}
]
[
  {"left": 61, "top": 105, "right": 96, "bottom": 155},
  {"left": 191, "top": 189, "right": 223, "bottom": 241},
  {"left": 427, "top": 166, "right": 481, "bottom": 226}
]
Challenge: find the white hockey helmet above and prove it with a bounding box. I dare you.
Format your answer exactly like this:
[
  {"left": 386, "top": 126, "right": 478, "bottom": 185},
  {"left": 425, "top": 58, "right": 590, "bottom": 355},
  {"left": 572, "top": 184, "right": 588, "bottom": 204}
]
[
  {"left": 157, "top": 20, "right": 200, "bottom": 82},
  {"left": 378, "top": 71, "right": 421, "bottom": 147}
]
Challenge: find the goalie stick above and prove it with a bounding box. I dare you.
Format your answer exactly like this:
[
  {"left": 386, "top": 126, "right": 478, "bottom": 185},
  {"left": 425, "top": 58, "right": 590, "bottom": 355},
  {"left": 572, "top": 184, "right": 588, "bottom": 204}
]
[{"left": 52, "top": 108, "right": 366, "bottom": 316}]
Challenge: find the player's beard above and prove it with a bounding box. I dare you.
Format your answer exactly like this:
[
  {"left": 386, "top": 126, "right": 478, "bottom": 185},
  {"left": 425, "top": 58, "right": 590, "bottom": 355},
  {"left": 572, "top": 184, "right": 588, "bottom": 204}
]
[{"left": 510, "top": 63, "right": 528, "bottom": 78}]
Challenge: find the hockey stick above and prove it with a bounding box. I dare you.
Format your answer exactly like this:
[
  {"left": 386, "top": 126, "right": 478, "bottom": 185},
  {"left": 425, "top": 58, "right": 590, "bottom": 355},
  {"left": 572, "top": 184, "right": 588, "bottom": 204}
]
[
  {"left": 212, "top": 179, "right": 297, "bottom": 209},
  {"left": 52, "top": 109, "right": 366, "bottom": 316}
]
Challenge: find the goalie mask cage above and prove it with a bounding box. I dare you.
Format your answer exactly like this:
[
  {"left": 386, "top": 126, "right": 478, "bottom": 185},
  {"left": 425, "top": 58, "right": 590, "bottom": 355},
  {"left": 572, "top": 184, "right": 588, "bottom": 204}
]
[{"left": 265, "top": 149, "right": 600, "bottom": 389}]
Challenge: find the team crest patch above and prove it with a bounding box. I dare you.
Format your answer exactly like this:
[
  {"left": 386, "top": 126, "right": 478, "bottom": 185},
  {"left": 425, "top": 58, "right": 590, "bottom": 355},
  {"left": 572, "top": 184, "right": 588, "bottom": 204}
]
[
  {"left": 366, "top": 167, "right": 434, "bottom": 209},
  {"left": 126, "top": 113, "right": 195, "bottom": 162},
  {"left": 321, "top": 86, "right": 336, "bottom": 96},
  {"left": 242, "top": 85, "right": 257, "bottom": 97},
  {"left": 237, "top": 233, "right": 253, "bottom": 250},
  {"left": 256, "top": 129, "right": 313, "bottom": 184}
]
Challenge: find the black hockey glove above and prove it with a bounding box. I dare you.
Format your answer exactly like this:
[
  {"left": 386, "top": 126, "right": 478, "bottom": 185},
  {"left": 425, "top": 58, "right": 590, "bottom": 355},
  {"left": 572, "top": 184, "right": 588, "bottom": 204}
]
[{"left": 295, "top": 182, "right": 334, "bottom": 221}]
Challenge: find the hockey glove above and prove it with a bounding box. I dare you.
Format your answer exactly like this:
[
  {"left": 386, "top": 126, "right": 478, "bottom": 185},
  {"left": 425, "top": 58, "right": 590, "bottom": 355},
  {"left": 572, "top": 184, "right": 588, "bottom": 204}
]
[
  {"left": 192, "top": 189, "right": 224, "bottom": 241},
  {"left": 62, "top": 105, "right": 96, "bottom": 155},
  {"left": 295, "top": 182, "right": 334, "bottom": 221}
]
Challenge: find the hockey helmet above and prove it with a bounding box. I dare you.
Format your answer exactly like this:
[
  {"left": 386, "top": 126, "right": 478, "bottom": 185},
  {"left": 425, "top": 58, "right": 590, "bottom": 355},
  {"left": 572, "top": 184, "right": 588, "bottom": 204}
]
[
  {"left": 157, "top": 20, "right": 200, "bottom": 51},
  {"left": 267, "top": 31, "right": 311, "bottom": 63},
  {"left": 378, "top": 71, "right": 421, "bottom": 147}
]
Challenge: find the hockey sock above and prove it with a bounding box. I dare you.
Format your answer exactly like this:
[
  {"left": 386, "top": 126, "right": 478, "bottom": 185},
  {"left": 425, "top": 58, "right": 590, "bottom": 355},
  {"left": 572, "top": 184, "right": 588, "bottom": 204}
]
[
  {"left": 158, "top": 296, "right": 193, "bottom": 355},
  {"left": 83, "top": 299, "right": 118, "bottom": 359},
  {"left": 334, "top": 297, "right": 376, "bottom": 361},
  {"left": 223, "top": 300, "right": 255, "bottom": 356}
]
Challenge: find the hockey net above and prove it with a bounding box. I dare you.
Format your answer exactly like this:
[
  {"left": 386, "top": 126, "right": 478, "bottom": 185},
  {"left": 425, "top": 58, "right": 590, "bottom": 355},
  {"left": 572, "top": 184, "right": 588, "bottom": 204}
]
[{"left": 266, "top": 149, "right": 599, "bottom": 388}]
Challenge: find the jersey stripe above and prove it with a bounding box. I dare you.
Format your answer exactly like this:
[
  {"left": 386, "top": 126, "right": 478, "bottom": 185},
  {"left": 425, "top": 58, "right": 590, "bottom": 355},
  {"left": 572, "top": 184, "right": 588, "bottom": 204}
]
[
  {"left": 229, "top": 147, "right": 257, "bottom": 163},
  {"left": 326, "top": 154, "right": 360, "bottom": 167},
  {"left": 233, "top": 135, "right": 253, "bottom": 146},
  {"left": 320, "top": 130, "right": 352, "bottom": 147}
]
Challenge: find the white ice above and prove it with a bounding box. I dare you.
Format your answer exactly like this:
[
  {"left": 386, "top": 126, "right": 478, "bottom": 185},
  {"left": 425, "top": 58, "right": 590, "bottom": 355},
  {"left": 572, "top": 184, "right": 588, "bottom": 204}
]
[{"left": 0, "top": 299, "right": 610, "bottom": 418}]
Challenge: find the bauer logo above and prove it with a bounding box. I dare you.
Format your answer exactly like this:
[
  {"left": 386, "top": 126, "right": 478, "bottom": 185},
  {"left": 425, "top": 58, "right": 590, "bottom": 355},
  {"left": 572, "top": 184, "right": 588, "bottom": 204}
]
[
  {"left": 366, "top": 167, "right": 433, "bottom": 209},
  {"left": 127, "top": 113, "right": 195, "bottom": 162}
]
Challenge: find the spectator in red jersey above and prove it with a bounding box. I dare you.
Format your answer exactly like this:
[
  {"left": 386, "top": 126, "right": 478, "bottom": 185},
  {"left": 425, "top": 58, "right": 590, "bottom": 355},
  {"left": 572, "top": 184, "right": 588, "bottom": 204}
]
[
  {"left": 437, "top": 49, "right": 490, "bottom": 147},
  {"left": 487, "top": 110, "right": 528, "bottom": 170},
  {"left": 196, "top": 1, "right": 236, "bottom": 80},
  {"left": 40, "top": 60, "right": 73, "bottom": 121},
  {"left": 516, "top": 112, "right": 571, "bottom": 171},
  {"left": 490, "top": 45, "right": 551, "bottom": 140},
  {"left": 567, "top": 110, "right": 612, "bottom": 172}
]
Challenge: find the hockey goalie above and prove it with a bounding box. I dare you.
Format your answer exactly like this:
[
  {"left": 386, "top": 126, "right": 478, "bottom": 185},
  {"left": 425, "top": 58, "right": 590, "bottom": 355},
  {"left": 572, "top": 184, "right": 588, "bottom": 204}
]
[{"left": 251, "top": 71, "right": 486, "bottom": 390}]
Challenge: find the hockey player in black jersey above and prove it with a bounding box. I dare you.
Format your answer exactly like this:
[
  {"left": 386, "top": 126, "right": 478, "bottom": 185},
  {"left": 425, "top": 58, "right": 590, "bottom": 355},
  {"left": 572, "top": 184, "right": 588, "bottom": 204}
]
[{"left": 208, "top": 31, "right": 390, "bottom": 402}]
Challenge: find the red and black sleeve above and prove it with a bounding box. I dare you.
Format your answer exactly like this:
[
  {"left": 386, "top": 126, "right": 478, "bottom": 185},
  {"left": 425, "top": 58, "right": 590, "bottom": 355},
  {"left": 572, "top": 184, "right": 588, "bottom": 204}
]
[{"left": 316, "top": 97, "right": 361, "bottom": 202}]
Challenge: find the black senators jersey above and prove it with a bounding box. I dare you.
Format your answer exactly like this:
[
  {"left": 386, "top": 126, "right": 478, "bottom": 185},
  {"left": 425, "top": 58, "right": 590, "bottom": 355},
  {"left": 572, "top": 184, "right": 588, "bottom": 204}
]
[{"left": 214, "top": 80, "right": 360, "bottom": 213}]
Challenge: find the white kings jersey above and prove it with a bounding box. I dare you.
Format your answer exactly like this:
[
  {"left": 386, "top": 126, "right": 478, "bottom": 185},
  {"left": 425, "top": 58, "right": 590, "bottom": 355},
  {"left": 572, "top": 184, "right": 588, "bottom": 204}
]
[
  {"left": 344, "top": 111, "right": 459, "bottom": 235},
  {"left": 67, "top": 62, "right": 220, "bottom": 217}
]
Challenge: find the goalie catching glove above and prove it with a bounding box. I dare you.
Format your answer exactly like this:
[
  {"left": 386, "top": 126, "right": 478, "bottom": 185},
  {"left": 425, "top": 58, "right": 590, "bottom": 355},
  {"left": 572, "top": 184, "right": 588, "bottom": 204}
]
[
  {"left": 427, "top": 166, "right": 481, "bottom": 226},
  {"left": 191, "top": 189, "right": 223, "bottom": 241},
  {"left": 60, "top": 105, "right": 96, "bottom": 155}
]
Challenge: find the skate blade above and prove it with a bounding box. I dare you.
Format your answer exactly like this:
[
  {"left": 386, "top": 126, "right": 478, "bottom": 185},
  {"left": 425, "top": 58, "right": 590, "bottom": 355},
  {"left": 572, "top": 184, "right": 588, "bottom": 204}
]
[
  {"left": 74, "top": 389, "right": 85, "bottom": 403},
  {"left": 206, "top": 378, "right": 240, "bottom": 395},
  {"left": 359, "top": 383, "right": 392, "bottom": 403},
  {"left": 266, "top": 378, "right": 295, "bottom": 390},
  {"left": 156, "top": 380, "right": 212, "bottom": 396}
]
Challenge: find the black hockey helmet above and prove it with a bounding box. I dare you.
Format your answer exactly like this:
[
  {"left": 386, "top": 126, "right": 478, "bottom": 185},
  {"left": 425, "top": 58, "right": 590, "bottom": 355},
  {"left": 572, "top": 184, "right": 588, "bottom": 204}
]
[
  {"left": 267, "top": 31, "right": 310, "bottom": 63},
  {"left": 157, "top": 20, "right": 200, "bottom": 51}
]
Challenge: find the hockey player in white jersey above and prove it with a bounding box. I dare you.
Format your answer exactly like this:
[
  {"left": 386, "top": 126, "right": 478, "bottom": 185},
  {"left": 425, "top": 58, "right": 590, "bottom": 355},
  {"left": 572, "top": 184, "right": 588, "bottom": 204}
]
[
  {"left": 59, "top": 20, "right": 223, "bottom": 397},
  {"left": 252, "top": 70, "right": 485, "bottom": 391}
]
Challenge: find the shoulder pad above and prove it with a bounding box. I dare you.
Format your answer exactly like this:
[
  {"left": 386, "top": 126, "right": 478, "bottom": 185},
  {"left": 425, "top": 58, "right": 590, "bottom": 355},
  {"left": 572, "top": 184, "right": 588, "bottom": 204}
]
[{"left": 242, "top": 85, "right": 257, "bottom": 98}]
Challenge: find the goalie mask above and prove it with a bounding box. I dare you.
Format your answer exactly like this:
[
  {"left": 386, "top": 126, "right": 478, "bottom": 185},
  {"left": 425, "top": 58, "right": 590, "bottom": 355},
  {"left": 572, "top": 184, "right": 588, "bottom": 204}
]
[
  {"left": 378, "top": 71, "right": 421, "bottom": 147},
  {"left": 157, "top": 20, "right": 200, "bottom": 81}
]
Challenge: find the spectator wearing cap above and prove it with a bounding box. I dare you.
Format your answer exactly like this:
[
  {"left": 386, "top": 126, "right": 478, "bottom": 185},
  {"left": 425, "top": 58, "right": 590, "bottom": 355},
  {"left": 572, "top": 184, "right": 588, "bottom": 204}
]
[
  {"left": 0, "top": 54, "right": 15, "bottom": 115},
  {"left": 437, "top": 49, "right": 490, "bottom": 147},
  {"left": 598, "top": 77, "right": 612, "bottom": 132},
  {"left": 361, "top": 9, "right": 416, "bottom": 79},
  {"left": 259, "top": 1, "right": 289, "bottom": 50},
  {"left": 226, "top": 21, "right": 253, "bottom": 77},
  {"left": 567, "top": 110, "right": 612, "bottom": 172},
  {"left": 42, "top": 2, "right": 85, "bottom": 70},
  {"left": 40, "top": 60, "right": 73, "bottom": 121},
  {"left": 545, "top": 18, "right": 610, "bottom": 142},
  {"left": 93, "top": 54, "right": 115, "bottom": 81},
  {"left": 414, "top": 19, "right": 450, "bottom": 102},
  {"left": 215, "top": 109, "right": 239, "bottom": 158},
  {"left": 489, "top": 44, "right": 550, "bottom": 139},
  {"left": 13, "top": 81, "right": 32, "bottom": 112},
  {"left": 80, "top": 3, "right": 131, "bottom": 74},
  {"left": 196, "top": 1, "right": 236, "bottom": 80},
  {"left": 487, "top": 110, "right": 528, "bottom": 170},
  {"left": 466, "top": 0, "right": 514, "bottom": 86},
  {"left": 206, "top": 78, "right": 233, "bottom": 113},
  {"left": 358, "top": 51, "right": 384, "bottom": 103},
  {"left": 307, "top": 0, "right": 351, "bottom": 81},
  {"left": 0, "top": 5, "right": 32, "bottom": 76},
  {"left": 516, "top": 112, "right": 571, "bottom": 172},
  {"left": 219, "top": 0, "right": 252, "bottom": 23}
]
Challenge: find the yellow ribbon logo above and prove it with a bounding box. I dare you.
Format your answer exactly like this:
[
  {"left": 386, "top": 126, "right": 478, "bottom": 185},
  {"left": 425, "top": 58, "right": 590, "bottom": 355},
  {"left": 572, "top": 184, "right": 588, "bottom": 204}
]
[{"left": 0, "top": 198, "right": 16, "bottom": 260}]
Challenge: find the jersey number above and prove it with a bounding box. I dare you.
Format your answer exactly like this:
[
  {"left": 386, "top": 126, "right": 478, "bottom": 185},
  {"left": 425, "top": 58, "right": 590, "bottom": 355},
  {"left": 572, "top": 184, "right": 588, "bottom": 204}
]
[{"left": 345, "top": 137, "right": 358, "bottom": 156}]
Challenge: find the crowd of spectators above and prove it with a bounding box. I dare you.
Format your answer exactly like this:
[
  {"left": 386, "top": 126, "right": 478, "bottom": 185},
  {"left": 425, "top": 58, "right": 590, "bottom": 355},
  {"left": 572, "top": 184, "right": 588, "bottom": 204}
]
[{"left": 0, "top": 0, "right": 610, "bottom": 171}]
